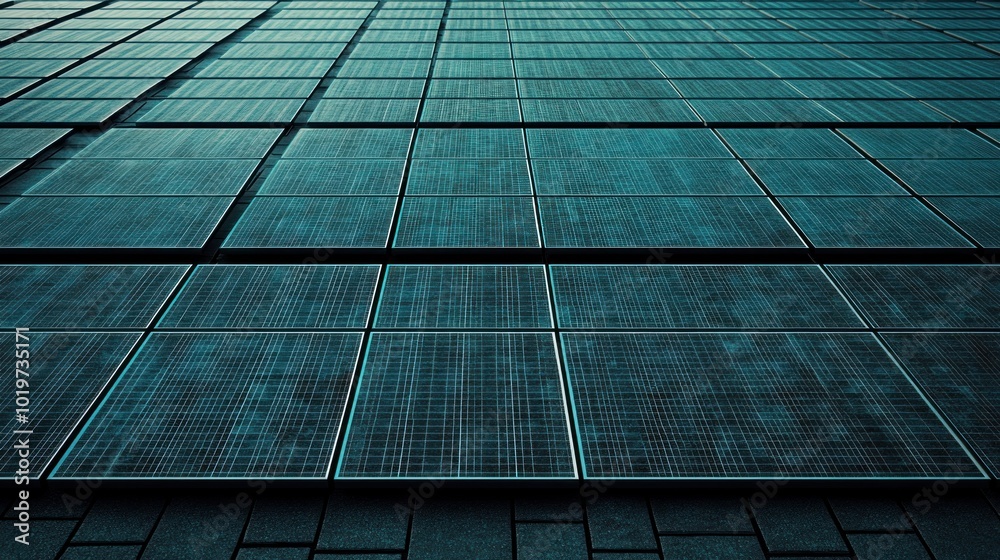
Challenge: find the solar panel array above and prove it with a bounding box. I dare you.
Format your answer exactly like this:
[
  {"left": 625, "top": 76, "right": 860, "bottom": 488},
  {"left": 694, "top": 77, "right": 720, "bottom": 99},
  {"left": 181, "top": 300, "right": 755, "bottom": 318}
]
[{"left": 0, "top": 0, "right": 998, "bottom": 483}]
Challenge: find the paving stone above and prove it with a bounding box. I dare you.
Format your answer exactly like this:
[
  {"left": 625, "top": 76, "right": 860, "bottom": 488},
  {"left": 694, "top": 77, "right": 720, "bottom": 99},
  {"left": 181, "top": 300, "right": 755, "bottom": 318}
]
[
  {"left": 317, "top": 492, "right": 407, "bottom": 551},
  {"left": 591, "top": 554, "right": 662, "bottom": 560},
  {"left": 143, "top": 495, "right": 250, "bottom": 560},
  {"left": 587, "top": 494, "right": 658, "bottom": 551},
  {"left": 315, "top": 555, "right": 401, "bottom": 560},
  {"left": 753, "top": 495, "right": 848, "bottom": 554},
  {"left": 829, "top": 497, "right": 910, "bottom": 532},
  {"left": 409, "top": 497, "right": 511, "bottom": 560},
  {"left": 660, "top": 535, "right": 765, "bottom": 559},
  {"left": 515, "top": 492, "right": 584, "bottom": 522},
  {"left": 518, "top": 522, "right": 589, "bottom": 560},
  {"left": 243, "top": 494, "right": 324, "bottom": 544},
  {"left": 849, "top": 533, "right": 932, "bottom": 560},
  {"left": 0, "top": 519, "right": 77, "bottom": 560},
  {"left": 73, "top": 495, "right": 165, "bottom": 543},
  {"left": 61, "top": 546, "right": 143, "bottom": 560},
  {"left": 904, "top": 491, "right": 1000, "bottom": 560},
  {"left": 236, "top": 547, "right": 311, "bottom": 560},
  {"left": 650, "top": 495, "right": 752, "bottom": 534}
]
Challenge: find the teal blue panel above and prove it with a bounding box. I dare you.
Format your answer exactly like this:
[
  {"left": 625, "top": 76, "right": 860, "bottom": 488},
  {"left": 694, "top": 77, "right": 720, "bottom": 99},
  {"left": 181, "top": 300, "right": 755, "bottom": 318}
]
[
  {"left": 518, "top": 78, "right": 679, "bottom": 99},
  {"left": 747, "top": 159, "right": 907, "bottom": 195},
  {"left": 527, "top": 128, "right": 730, "bottom": 158},
  {"left": 420, "top": 98, "right": 521, "bottom": 123},
  {"left": 781, "top": 196, "right": 972, "bottom": 249},
  {"left": 0, "top": 332, "right": 141, "bottom": 479},
  {"left": 562, "top": 332, "right": 982, "bottom": 479},
  {"left": 427, "top": 78, "right": 517, "bottom": 98},
  {"left": 324, "top": 78, "right": 425, "bottom": 98},
  {"left": 77, "top": 128, "right": 281, "bottom": 159},
  {"left": 51, "top": 332, "right": 362, "bottom": 480},
  {"left": 882, "top": 333, "right": 1000, "bottom": 478},
  {"left": 818, "top": 100, "right": 952, "bottom": 123},
  {"left": 258, "top": 159, "right": 405, "bottom": 195},
  {"left": 882, "top": 160, "right": 1000, "bottom": 195},
  {"left": 720, "top": 128, "right": 859, "bottom": 158},
  {"left": 223, "top": 196, "right": 395, "bottom": 249},
  {"left": 432, "top": 59, "right": 514, "bottom": 78},
  {"left": 338, "top": 59, "right": 431, "bottom": 78},
  {"left": 64, "top": 59, "right": 187, "bottom": 78},
  {"left": 374, "top": 265, "right": 551, "bottom": 329},
  {"left": 0, "top": 197, "right": 232, "bottom": 249},
  {"left": 139, "top": 99, "right": 305, "bottom": 124},
  {"left": 159, "top": 265, "right": 379, "bottom": 329},
  {"left": 927, "top": 197, "right": 1000, "bottom": 249},
  {"left": 168, "top": 78, "right": 319, "bottom": 99},
  {"left": 521, "top": 99, "right": 699, "bottom": 123},
  {"left": 336, "top": 332, "right": 575, "bottom": 480},
  {"left": 414, "top": 128, "right": 524, "bottom": 158},
  {"left": 24, "top": 78, "right": 161, "bottom": 99},
  {"left": 284, "top": 128, "right": 412, "bottom": 158},
  {"left": 195, "top": 59, "right": 334, "bottom": 78},
  {"left": 533, "top": 159, "right": 761, "bottom": 195},
  {"left": 394, "top": 196, "right": 539, "bottom": 248},
  {"left": 0, "top": 265, "right": 187, "bottom": 329},
  {"left": 0, "top": 127, "right": 69, "bottom": 159},
  {"left": 551, "top": 264, "right": 862, "bottom": 329},
  {"left": 0, "top": 99, "right": 130, "bottom": 125},
  {"left": 690, "top": 99, "right": 837, "bottom": 123},
  {"left": 538, "top": 197, "right": 804, "bottom": 248},
  {"left": 309, "top": 98, "right": 419, "bottom": 123},
  {"left": 25, "top": 159, "right": 259, "bottom": 196},
  {"left": 828, "top": 265, "right": 1000, "bottom": 329},
  {"left": 841, "top": 128, "right": 1000, "bottom": 159},
  {"left": 406, "top": 159, "right": 531, "bottom": 195}
]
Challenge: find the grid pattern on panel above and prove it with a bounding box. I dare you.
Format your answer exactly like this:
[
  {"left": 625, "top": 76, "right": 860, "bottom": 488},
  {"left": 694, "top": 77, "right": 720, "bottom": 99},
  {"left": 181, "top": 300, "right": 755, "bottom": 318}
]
[
  {"left": 562, "top": 332, "right": 983, "bottom": 479},
  {"left": 883, "top": 333, "right": 1000, "bottom": 478},
  {"left": 827, "top": 265, "right": 1000, "bottom": 329},
  {"left": 52, "top": 332, "right": 362, "bottom": 479},
  {"left": 0, "top": 332, "right": 141, "bottom": 478},
  {"left": 158, "top": 265, "right": 379, "bottom": 329},
  {"left": 550, "top": 265, "right": 863, "bottom": 330},
  {"left": 375, "top": 265, "right": 552, "bottom": 329},
  {"left": 0, "top": 265, "right": 187, "bottom": 329},
  {"left": 337, "top": 332, "right": 575, "bottom": 479}
]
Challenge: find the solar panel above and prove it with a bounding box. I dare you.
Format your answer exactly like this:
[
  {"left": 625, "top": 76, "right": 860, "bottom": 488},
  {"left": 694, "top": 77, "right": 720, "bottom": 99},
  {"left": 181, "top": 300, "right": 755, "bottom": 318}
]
[
  {"left": 374, "top": 265, "right": 552, "bottom": 329},
  {"left": 421, "top": 98, "right": 521, "bottom": 123},
  {"left": 139, "top": 99, "right": 305, "bottom": 124},
  {"left": 158, "top": 265, "right": 379, "bottom": 329},
  {"left": 309, "top": 98, "right": 419, "bottom": 123},
  {"left": 0, "top": 99, "right": 131, "bottom": 125},
  {"left": 562, "top": 332, "right": 983, "bottom": 479},
  {"left": 926, "top": 197, "right": 1000, "bottom": 249},
  {"left": 747, "top": 159, "right": 907, "bottom": 196},
  {"left": 394, "top": 197, "right": 540, "bottom": 248},
  {"left": 222, "top": 196, "right": 395, "bottom": 249},
  {"left": 719, "top": 128, "right": 859, "bottom": 158},
  {"left": 538, "top": 197, "right": 804, "bottom": 248},
  {"left": 550, "top": 265, "right": 863, "bottom": 329},
  {"left": 406, "top": 159, "right": 531, "bottom": 195},
  {"left": 23, "top": 78, "right": 161, "bottom": 100},
  {"left": 687, "top": 99, "right": 837, "bottom": 124},
  {"left": 257, "top": 159, "right": 404, "bottom": 196},
  {"left": 0, "top": 265, "right": 187, "bottom": 329},
  {"left": 0, "top": 128, "right": 70, "bottom": 158},
  {"left": 521, "top": 98, "right": 699, "bottom": 123},
  {"left": 336, "top": 332, "right": 575, "bottom": 480},
  {"left": 76, "top": 128, "right": 281, "bottom": 159},
  {"left": 840, "top": 128, "right": 1000, "bottom": 159},
  {"left": 51, "top": 332, "right": 362, "bottom": 479},
  {"left": 527, "top": 128, "right": 730, "bottom": 158},
  {"left": 883, "top": 333, "right": 1000, "bottom": 478},
  {"left": 24, "top": 159, "right": 259, "bottom": 196},
  {"left": 532, "top": 159, "right": 762, "bottom": 196},
  {"left": 0, "top": 197, "right": 233, "bottom": 249},
  {"left": 0, "top": 332, "right": 141, "bottom": 479},
  {"left": 284, "top": 128, "right": 412, "bottom": 158},
  {"left": 780, "top": 197, "right": 972, "bottom": 249},
  {"left": 413, "top": 128, "right": 525, "bottom": 158},
  {"left": 882, "top": 160, "right": 1000, "bottom": 195}
]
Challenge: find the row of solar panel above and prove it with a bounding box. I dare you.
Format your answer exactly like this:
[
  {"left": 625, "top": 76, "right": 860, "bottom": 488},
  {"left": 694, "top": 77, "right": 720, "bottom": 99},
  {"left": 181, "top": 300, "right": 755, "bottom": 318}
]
[
  {"left": 3, "top": 264, "right": 998, "bottom": 330},
  {"left": 2, "top": 328, "right": 996, "bottom": 481}
]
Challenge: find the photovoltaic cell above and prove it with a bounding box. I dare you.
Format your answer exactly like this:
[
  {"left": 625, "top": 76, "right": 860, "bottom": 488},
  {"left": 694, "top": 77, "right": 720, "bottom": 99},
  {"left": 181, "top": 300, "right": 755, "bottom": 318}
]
[
  {"left": 337, "top": 332, "right": 575, "bottom": 479},
  {"left": 719, "top": 128, "right": 859, "bottom": 158},
  {"left": 926, "top": 197, "right": 1000, "bottom": 249},
  {"left": 374, "top": 265, "right": 552, "bottom": 329},
  {"left": 828, "top": 265, "right": 1000, "bottom": 329},
  {"left": 747, "top": 159, "right": 907, "bottom": 196},
  {"left": 550, "top": 265, "right": 863, "bottom": 330},
  {"left": 406, "top": 159, "right": 531, "bottom": 195},
  {"left": 24, "top": 159, "right": 259, "bottom": 196},
  {"left": 532, "top": 159, "right": 763, "bottom": 196},
  {"left": 284, "top": 128, "right": 412, "bottom": 158},
  {"left": 52, "top": 332, "right": 362, "bottom": 479},
  {"left": 840, "top": 128, "right": 1000, "bottom": 159},
  {"left": 0, "top": 196, "right": 233, "bottom": 249},
  {"left": 527, "top": 128, "right": 730, "bottom": 158},
  {"left": 882, "top": 160, "right": 1000, "bottom": 195},
  {"left": 75, "top": 128, "right": 281, "bottom": 159},
  {"left": 158, "top": 265, "right": 379, "bottom": 329},
  {"left": 222, "top": 196, "right": 395, "bottom": 249},
  {"left": 394, "top": 197, "right": 539, "bottom": 248},
  {"left": 883, "top": 333, "right": 1000, "bottom": 478},
  {"left": 538, "top": 197, "right": 804, "bottom": 249},
  {"left": 780, "top": 197, "right": 973, "bottom": 249},
  {"left": 0, "top": 265, "right": 187, "bottom": 329},
  {"left": 139, "top": 98, "right": 305, "bottom": 124},
  {"left": 310, "top": 98, "right": 420, "bottom": 123},
  {"left": 413, "top": 128, "right": 525, "bottom": 158},
  {"left": 257, "top": 159, "right": 405, "bottom": 195},
  {"left": 562, "top": 332, "right": 983, "bottom": 479},
  {"left": 0, "top": 332, "right": 141, "bottom": 479},
  {"left": 0, "top": 128, "right": 70, "bottom": 158}
]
